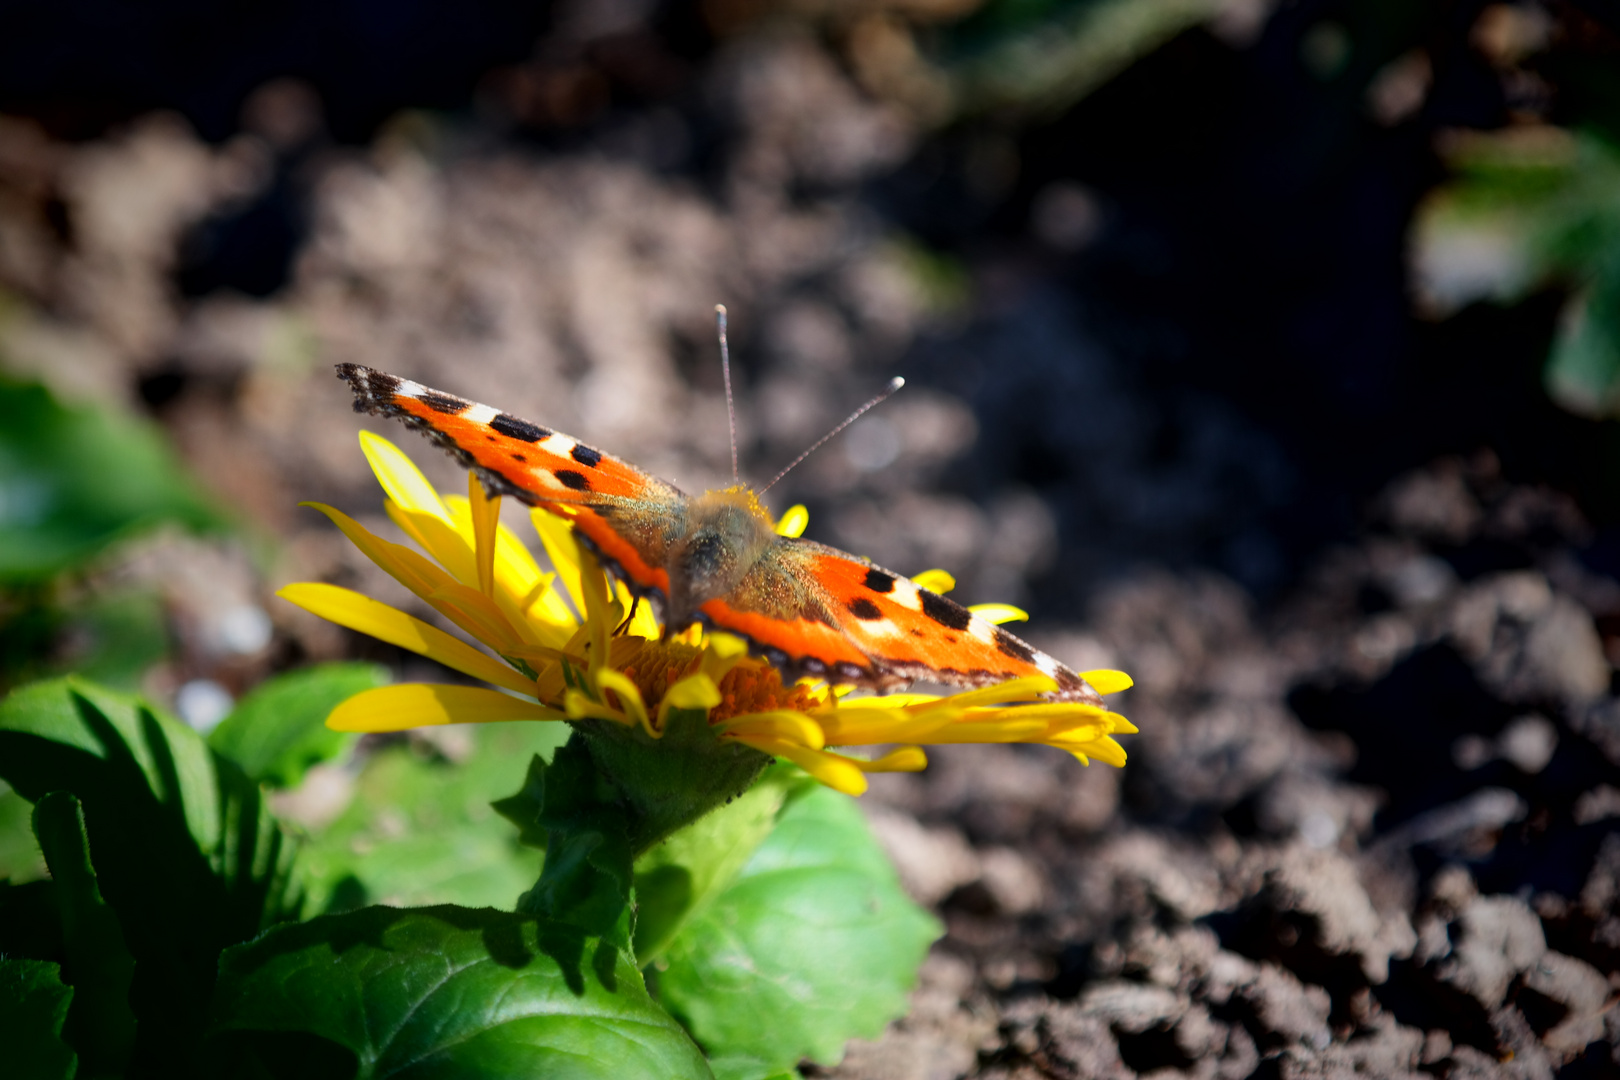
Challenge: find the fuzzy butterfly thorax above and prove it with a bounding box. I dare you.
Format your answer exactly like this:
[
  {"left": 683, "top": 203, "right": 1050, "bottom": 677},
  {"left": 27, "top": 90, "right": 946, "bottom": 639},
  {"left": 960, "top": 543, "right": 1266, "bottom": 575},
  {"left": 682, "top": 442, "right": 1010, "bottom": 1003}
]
[{"left": 335, "top": 363, "right": 1105, "bottom": 705}]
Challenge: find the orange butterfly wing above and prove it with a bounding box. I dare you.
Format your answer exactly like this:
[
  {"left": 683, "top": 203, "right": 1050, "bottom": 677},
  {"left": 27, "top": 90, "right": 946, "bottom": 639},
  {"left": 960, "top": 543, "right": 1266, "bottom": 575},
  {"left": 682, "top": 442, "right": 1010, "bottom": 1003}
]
[
  {"left": 700, "top": 538, "right": 1102, "bottom": 703},
  {"left": 338, "top": 364, "right": 679, "bottom": 596},
  {"left": 339, "top": 364, "right": 1100, "bottom": 703}
]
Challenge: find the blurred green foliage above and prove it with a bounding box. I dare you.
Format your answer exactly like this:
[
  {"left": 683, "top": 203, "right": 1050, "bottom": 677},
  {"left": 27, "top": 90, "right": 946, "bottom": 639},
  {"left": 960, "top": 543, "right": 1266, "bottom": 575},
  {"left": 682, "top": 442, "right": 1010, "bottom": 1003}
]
[
  {"left": 1417, "top": 128, "right": 1620, "bottom": 417},
  {"left": 294, "top": 719, "right": 568, "bottom": 914},
  {"left": 0, "top": 378, "right": 220, "bottom": 581},
  {"left": 948, "top": 0, "right": 1224, "bottom": 113},
  {"left": 208, "top": 662, "right": 388, "bottom": 789}
]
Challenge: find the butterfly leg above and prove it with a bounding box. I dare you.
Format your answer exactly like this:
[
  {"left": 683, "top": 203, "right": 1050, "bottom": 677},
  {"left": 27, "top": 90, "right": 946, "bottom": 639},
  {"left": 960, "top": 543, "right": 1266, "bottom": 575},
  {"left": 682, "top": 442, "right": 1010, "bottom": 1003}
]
[{"left": 613, "top": 595, "right": 642, "bottom": 636}]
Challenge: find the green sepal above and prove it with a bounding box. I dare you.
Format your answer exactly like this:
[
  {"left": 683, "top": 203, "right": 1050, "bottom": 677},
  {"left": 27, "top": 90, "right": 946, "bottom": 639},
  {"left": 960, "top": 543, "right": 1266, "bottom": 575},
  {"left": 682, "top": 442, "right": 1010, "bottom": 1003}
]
[
  {"left": 0, "top": 957, "right": 77, "bottom": 1080},
  {"left": 574, "top": 709, "right": 773, "bottom": 854},
  {"left": 502, "top": 736, "right": 636, "bottom": 948},
  {"left": 32, "top": 790, "right": 137, "bottom": 1076},
  {"left": 206, "top": 905, "right": 714, "bottom": 1080}
]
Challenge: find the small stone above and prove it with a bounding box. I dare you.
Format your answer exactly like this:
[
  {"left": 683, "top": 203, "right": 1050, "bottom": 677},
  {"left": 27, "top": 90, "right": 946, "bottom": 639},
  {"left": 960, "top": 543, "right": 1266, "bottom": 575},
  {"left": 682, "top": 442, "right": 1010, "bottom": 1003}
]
[
  {"left": 1497, "top": 714, "right": 1557, "bottom": 774},
  {"left": 1435, "top": 895, "right": 1547, "bottom": 1009},
  {"left": 1076, "top": 981, "right": 1187, "bottom": 1033}
]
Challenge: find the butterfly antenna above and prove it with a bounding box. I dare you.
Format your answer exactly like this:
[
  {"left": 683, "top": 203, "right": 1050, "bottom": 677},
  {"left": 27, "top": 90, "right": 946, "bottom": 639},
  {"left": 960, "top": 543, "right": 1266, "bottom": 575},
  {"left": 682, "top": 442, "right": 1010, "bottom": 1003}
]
[
  {"left": 759, "top": 376, "right": 905, "bottom": 494},
  {"left": 716, "top": 304, "right": 739, "bottom": 485}
]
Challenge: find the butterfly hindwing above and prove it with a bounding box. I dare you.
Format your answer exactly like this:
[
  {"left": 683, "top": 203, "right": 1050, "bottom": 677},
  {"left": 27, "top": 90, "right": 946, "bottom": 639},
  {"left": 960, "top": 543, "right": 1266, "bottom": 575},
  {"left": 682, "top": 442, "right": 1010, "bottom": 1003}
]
[{"left": 703, "top": 538, "right": 1101, "bottom": 703}]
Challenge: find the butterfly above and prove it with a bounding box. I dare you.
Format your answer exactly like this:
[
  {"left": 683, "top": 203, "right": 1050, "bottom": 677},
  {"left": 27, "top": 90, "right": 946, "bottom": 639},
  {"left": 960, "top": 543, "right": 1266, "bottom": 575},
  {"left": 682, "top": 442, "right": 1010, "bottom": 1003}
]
[{"left": 336, "top": 364, "right": 1104, "bottom": 705}]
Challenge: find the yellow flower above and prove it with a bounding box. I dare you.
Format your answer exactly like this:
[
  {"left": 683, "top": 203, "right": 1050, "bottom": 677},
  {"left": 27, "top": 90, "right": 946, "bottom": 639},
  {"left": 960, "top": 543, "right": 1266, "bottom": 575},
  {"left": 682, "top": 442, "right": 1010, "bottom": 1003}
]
[{"left": 278, "top": 432, "right": 1136, "bottom": 796}]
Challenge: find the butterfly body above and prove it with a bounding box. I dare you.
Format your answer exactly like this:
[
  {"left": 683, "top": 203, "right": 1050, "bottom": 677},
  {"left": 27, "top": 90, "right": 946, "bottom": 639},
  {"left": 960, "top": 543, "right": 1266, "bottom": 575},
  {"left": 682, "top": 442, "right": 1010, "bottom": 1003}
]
[{"left": 337, "top": 363, "right": 1102, "bottom": 704}]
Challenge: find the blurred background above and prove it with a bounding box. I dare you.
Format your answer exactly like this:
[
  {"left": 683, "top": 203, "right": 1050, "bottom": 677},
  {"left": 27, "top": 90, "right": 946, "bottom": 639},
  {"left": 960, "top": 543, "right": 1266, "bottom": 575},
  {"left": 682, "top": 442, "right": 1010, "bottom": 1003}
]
[{"left": 4, "top": 1, "right": 1620, "bottom": 1075}]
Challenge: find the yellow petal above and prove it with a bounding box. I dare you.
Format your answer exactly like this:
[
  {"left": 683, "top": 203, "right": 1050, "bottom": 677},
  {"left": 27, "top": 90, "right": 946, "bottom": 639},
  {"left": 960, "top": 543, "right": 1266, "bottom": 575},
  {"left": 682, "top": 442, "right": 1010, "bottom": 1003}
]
[
  {"left": 530, "top": 508, "right": 586, "bottom": 616},
  {"left": 595, "top": 668, "right": 654, "bottom": 736},
  {"left": 967, "top": 603, "right": 1028, "bottom": 625},
  {"left": 360, "top": 430, "right": 450, "bottom": 520},
  {"left": 714, "top": 710, "right": 826, "bottom": 751},
  {"left": 1108, "top": 712, "right": 1138, "bottom": 735},
  {"left": 774, "top": 504, "right": 809, "bottom": 538},
  {"left": 698, "top": 632, "right": 751, "bottom": 684},
  {"left": 388, "top": 502, "right": 478, "bottom": 591},
  {"left": 855, "top": 745, "right": 928, "bottom": 773},
  {"left": 1080, "top": 669, "right": 1134, "bottom": 695},
  {"left": 922, "top": 718, "right": 1051, "bottom": 743},
  {"left": 940, "top": 675, "right": 1057, "bottom": 709},
  {"left": 563, "top": 688, "right": 635, "bottom": 726},
  {"left": 277, "top": 583, "right": 537, "bottom": 697},
  {"left": 327, "top": 683, "right": 562, "bottom": 732},
  {"left": 628, "top": 592, "right": 662, "bottom": 639},
  {"left": 1074, "top": 735, "right": 1127, "bottom": 767},
  {"left": 809, "top": 706, "right": 956, "bottom": 746},
  {"left": 659, "top": 672, "right": 721, "bottom": 728},
  {"left": 424, "top": 582, "right": 528, "bottom": 654},
  {"left": 911, "top": 569, "right": 955, "bottom": 594},
  {"left": 444, "top": 494, "right": 571, "bottom": 632},
  {"left": 749, "top": 739, "right": 868, "bottom": 796},
  {"left": 827, "top": 692, "right": 940, "bottom": 710},
  {"left": 469, "top": 473, "right": 501, "bottom": 598},
  {"left": 301, "top": 501, "right": 455, "bottom": 601}
]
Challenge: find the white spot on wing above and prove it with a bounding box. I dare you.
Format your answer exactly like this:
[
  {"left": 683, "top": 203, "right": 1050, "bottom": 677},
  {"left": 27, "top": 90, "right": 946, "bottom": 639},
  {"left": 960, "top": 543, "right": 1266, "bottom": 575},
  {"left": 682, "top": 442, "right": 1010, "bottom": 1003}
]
[
  {"left": 968, "top": 617, "right": 997, "bottom": 644},
  {"left": 1034, "top": 652, "right": 1060, "bottom": 676},
  {"left": 888, "top": 577, "right": 922, "bottom": 612},
  {"left": 463, "top": 403, "right": 498, "bottom": 424},
  {"left": 540, "top": 433, "right": 578, "bottom": 457}
]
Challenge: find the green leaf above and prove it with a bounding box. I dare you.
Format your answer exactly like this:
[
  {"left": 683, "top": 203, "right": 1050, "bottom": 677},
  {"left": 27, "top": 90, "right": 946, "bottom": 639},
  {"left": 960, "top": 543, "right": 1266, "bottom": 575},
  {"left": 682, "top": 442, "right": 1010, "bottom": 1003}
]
[
  {"left": 293, "top": 719, "right": 568, "bottom": 914},
  {"left": 0, "top": 377, "right": 220, "bottom": 581},
  {"left": 208, "top": 663, "right": 388, "bottom": 788},
  {"left": 32, "top": 791, "right": 137, "bottom": 1076},
  {"left": 0, "top": 780, "right": 48, "bottom": 883},
  {"left": 0, "top": 958, "right": 77, "bottom": 1080},
  {"left": 655, "top": 781, "right": 941, "bottom": 1079},
  {"left": 208, "top": 905, "right": 714, "bottom": 1080},
  {"left": 632, "top": 764, "right": 802, "bottom": 963},
  {"left": 0, "top": 677, "right": 299, "bottom": 1075}
]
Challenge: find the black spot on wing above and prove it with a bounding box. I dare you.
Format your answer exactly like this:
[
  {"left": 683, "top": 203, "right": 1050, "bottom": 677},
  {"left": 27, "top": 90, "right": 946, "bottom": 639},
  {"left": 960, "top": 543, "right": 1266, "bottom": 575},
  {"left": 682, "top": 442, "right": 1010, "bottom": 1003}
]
[
  {"left": 554, "top": 469, "right": 591, "bottom": 491},
  {"left": 846, "top": 597, "right": 882, "bottom": 620},
  {"left": 511, "top": 453, "right": 527, "bottom": 462},
  {"left": 417, "top": 390, "right": 468, "bottom": 415},
  {"left": 492, "top": 413, "right": 551, "bottom": 443},
  {"left": 919, "top": 589, "right": 972, "bottom": 631},
  {"left": 1056, "top": 669, "right": 1082, "bottom": 692},
  {"left": 570, "top": 443, "right": 603, "bottom": 468},
  {"left": 994, "top": 628, "right": 1036, "bottom": 663},
  {"left": 863, "top": 568, "right": 895, "bottom": 593}
]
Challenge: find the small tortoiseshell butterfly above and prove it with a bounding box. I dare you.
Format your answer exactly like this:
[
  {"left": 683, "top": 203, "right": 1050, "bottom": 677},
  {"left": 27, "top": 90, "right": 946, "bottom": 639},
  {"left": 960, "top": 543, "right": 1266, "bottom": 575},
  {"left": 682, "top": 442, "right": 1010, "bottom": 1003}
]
[{"left": 337, "top": 364, "right": 1103, "bottom": 705}]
